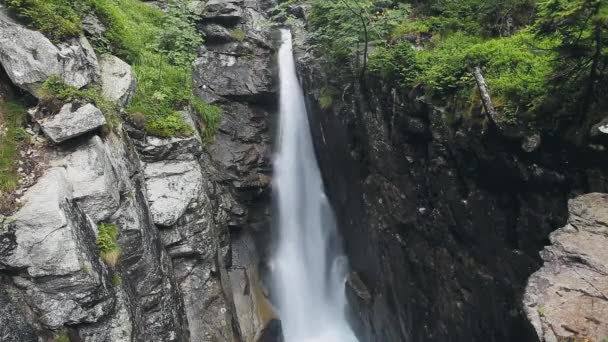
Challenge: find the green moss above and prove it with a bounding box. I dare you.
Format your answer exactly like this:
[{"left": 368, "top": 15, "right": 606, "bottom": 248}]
[
  {"left": 191, "top": 98, "right": 222, "bottom": 140},
  {"left": 318, "top": 87, "right": 338, "bottom": 109},
  {"left": 0, "top": 100, "right": 27, "bottom": 193},
  {"left": 4, "top": 0, "right": 82, "bottom": 42},
  {"left": 111, "top": 274, "right": 121, "bottom": 286},
  {"left": 230, "top": 29, "right": 246, "bottom": 42},
  {"left": 96, "top": 223, "right": 120, "bottom": 267}
]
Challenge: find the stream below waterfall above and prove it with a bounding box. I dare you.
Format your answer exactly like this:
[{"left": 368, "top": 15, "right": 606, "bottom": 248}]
[{"left": 271, "top": 29, "right": 360, "bottom": 342}]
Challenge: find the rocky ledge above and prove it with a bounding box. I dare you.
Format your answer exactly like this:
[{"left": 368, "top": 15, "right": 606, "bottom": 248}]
[{"left": 524, "top": 193, "right": 608, "bottom": 342}]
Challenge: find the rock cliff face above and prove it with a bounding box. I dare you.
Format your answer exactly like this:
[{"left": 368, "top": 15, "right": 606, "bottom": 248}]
[
  {"left": 524, "top": 193, "right": 608, "bottom": 342},
  {"left": 1, "top": 1, "right": 607, "bottom": 341},
  {"left": 0, "top": 1, "right": 278, "bottom": 341},
  {"left": 290, "top": 17, "right": 608, "bottom": 342}
]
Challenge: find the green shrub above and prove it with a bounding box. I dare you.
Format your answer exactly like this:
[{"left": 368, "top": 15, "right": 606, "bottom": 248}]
[
  {"left": 191, "top": 98, "right": 222, "bottom": 141},
  {"left": 368, "top": 42, "right": 420, "bottom": 86},
  {"left": 4, "top": 0, "right": 82, "bottom": 42},
  {"left": 155, "top": 0, "right": 204, "bottom": 67},
  {"left": 0, "top": 100, "right": 27, "bottom": 192},
  {"left": 96, "top": 223, "right": 120, "bottom": 267},
  {"left": 230, "top": 29, "right": 246, "bottom": 42},
  {"left": 415, "top": 31, "right": 556, "bottom": 118},
  {"left": 318, "top": 86, "right": 338, "bottom": 109}
]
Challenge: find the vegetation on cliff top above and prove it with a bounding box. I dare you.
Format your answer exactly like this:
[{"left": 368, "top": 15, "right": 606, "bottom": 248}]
[
  {"left": 4, "top": 0, "right": 221, "bottom": 138},
  {"left": 306, "top": 0, "right": 608, "bottom": 129}
]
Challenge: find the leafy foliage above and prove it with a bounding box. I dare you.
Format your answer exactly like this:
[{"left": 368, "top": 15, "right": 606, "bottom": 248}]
[
  {"left": 309, "top": 0, "right": 606, "bottom": 127},
  {"left": 96, "top": 223, "right": 120, "bottom": 267},
  {"left": 155, "top": 0, "right": 203, "bottom": 67},
  {"left": 4, "top": 0, "right": 82, "bottom": 42},
  {"left": 534, "top": 0, "right": 608, "bottom": 115}
]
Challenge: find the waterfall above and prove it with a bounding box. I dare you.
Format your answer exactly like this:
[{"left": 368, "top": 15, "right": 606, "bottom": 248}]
[{"left": 271, "top": 29, "right": 359, "bottom": 342}]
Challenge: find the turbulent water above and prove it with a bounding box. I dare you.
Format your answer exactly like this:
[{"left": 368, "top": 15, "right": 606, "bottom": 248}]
[{"left": 271, "top": 29, "right": 359, "bottom": 342}]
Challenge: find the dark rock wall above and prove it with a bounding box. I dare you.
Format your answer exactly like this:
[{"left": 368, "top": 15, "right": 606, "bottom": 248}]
[{"left": 294, "top": 38, "right": 608, "bottom": 342}]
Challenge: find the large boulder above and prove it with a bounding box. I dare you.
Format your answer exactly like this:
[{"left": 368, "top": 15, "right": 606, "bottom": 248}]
[
  {"left": 38, "top": 103, "right": 106, "bottom": 143},
  {"left": 0, "top": 9, "right": 99, "bottom": 96},
  {"left": 144, "top": 160, "right": 203, "bottom": 227},
  {"left": 0, "top": 168, "right": 114, "bottom": 328},
  {"left": 99, "top": 55, "right": 137, "bottom": 107},
  {"left": 524, "top": 193, "right": 608, "bottom": 342},
  {"left": 51, "top": 136, "right": 120, "bottom": 222}
]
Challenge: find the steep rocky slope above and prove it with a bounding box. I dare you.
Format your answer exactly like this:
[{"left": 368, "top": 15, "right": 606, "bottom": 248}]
[{"left": 0, "top": 0, "right": 279, "bottom": 341}]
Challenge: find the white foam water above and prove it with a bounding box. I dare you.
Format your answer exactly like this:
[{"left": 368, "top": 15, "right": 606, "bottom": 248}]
[{"left": 271, "top": 29, "right": 359, "bottom": 342}]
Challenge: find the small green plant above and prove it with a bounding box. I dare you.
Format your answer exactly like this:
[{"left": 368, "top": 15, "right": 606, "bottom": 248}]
[
  {"left": 0, "top": 100, "right": 27, "bottom": 193},
  {"left": 53, "top": 332, "right": 70, "bottom": 342},
  {"left": 191, "top": 98, "right": 222, "bottom": 141},
  {"left": 111, "top": 274, "right": 121, "bottom": 286},
  {"left": 537, "top": 306, "right": 545, "bottom": 315},
  {"left": 96, "top": 223, "right": 120, "bottom": 267},
  {"left": 230, "top": 29, "right": 246, "bottom": 42},
  {"left": 4, "top": 0, "right": 82, "bottom": 42},
  {"left": 318, "top": 87, "right": 338, "bottom": 109}
]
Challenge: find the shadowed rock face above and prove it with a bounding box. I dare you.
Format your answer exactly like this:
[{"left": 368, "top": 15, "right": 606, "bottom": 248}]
[
  {"left": 524, "top": 193, "right": 608, "bottom": 342},
  {"left": 289, "top": 17, "right": 608, "bottom": 342}
]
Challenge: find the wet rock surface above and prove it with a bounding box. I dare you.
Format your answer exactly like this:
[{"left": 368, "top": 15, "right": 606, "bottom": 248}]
[{"left": 524, "top": 193, "right": 608, "bottom": 342}]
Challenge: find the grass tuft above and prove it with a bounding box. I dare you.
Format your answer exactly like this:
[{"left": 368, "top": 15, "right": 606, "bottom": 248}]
[
  {"left": 96, "top": 223, "right": 120, "bottom": 267},
  {"left": 0, "top": 100, "right": 27, "bottom": 193}
]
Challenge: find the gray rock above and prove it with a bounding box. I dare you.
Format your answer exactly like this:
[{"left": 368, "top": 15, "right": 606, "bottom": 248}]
[
  {"left": 0, "top": 285, "right": 37, "bottom": 342},
  {"left": 203, "top": 0, "right": 243, "bottom": 21},
  {"left": 52, "top": 136, "right": 120, "bottom": 222},
  {"left": 144, "top": 160, "right": 203, "bottom": 227},
  {"left": 82, "top": 14, "right": 107, "bottom": 38},
  {"left": 187, "top": 0, "right": 206, "bottom": 17},
  {"left": 38, "top": 103, "right": 106, "bottom": 143},
  {"left": 590, "top": 116, "right": 608, "bottom": 139},
  {"left": 99, "top": 55, "right": 137, "bottom": 107},
  {"left": 193, "top": 50, "right": 275, "bottom": 102},
  {"left": 0, "top": 168, "right": 114, "bottom": 328},
  {"left": 524, "top": 193, "right": 608, "bottom": 342},
  {"left": 57, "top": 35, "right": 100, "bottom": 89},
  {"left": 78, "top": 287, "right": 133, "bottom": 342},
  {"left": 201, "top": 23, "right": 235, "bottom": 44},
  {"left": 0, "top": 10, "right": 62, "bottom": 95},
  {"left": 0, "top": 10, "right": 99, "bottom": 95},
  {"left": 522, "top": 133, "right": 541, "bottom": 152}
]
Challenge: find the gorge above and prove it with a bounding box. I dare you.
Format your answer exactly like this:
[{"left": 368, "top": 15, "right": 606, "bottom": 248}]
[{"left": 0, "top": 0, "right": 607, "bottom": 342}]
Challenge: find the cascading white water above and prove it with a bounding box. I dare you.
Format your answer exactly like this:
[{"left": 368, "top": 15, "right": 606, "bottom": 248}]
[{"left": 271, "top": 29, "right": 359, "bottom": 342}]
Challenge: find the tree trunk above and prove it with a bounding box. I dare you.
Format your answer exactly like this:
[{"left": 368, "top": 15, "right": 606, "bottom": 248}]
[{"left": 473, "top": 67, "right": 498, "bottom": 128}]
